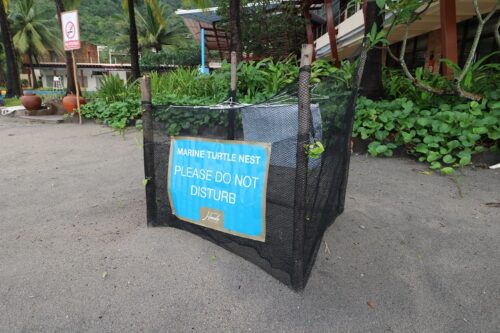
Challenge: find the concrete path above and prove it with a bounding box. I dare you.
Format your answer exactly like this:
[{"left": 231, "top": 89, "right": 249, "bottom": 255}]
[
  {"left": 0, "top": 117, "right": 499, "bottom": 332},
  {"left": 0, "top": 105, "right": 25, "bottom": 116}
]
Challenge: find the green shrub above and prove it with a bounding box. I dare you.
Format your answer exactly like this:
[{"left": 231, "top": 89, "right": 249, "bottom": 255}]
[
  {"left": 150, "top": 68, "right": 230, "bottom": 106},
  {"left": 98, "top": 74, "right": 139, "bottom": 103},
  {"left": 151, "top": 58, "right": 349, "bottom": 135},
  {"left": 4, "top": 97, "right": 22, "bottom": 107},
  {"left": 84, "top": 58, "right": 348, "bottom": 131},
  {"left": 81, "top": 74, "right": 140, "bottom": 129},
  {"left": 236, "top": 57, "right": 298, "bottom": 103},
  {"left": 383, "top": 67, "right": 455, "bottom": 106},
  {"left": 81, "top": 98, "right": 141, "bottom": 129},
  {"left": 354, "top": 97, "right": 500, "bottom": 172}
]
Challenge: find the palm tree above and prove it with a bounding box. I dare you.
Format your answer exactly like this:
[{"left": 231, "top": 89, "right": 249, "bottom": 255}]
[
  {"left": 10, "top": 0, "right": 62, "bottom": 89},
  {"left": 136, "top": 0, "right": 186, "bottom": 53},
  {"left": 122, "top": 0, "right": 141, "bottom": 80},
  {"left": 54, "top": 0, "right": 80, "bottom": 95},
  {"left": 121, "top": 0, "right": 166, "bottom": 80},
  {"left": 0, "top": 42, "right": 5, "bottom": 82},
  {"left": 229, "top": 0, "right": 242, "bottom": 61},
  {"left": 0, "top": 0, "right": 22, "bottom": 97}
]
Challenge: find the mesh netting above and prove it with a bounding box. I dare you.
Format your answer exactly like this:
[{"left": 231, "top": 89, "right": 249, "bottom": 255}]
[{"left": 142, "top": 51, "right": 367, "bottom": 290}]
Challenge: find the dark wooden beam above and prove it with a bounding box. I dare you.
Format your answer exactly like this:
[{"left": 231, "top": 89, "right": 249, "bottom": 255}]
[
  {"left": 212, "top": 23, "right": 224, "bottom": 61},
  {"left": 458, "top": 18, "right": 470, "bottom": 67},
  {"left": 439, "top": 0, "right": 458, "bottom": 77},
  {"left": 324, "top": 0, "right": 340, "bottom": 66},
  {"left": 303, "top": 3, "right": 316, "bottom": 60}
]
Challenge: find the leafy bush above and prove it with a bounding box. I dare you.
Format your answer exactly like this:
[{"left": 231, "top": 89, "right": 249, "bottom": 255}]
[
  {"left": 354, "top": 97, "right": 500, "bottom": 173},
  {"left": 312, "top": 59, "right": 358, "bottom": 88},
  {"left": 151, "top": 58, "right": 349, "bottom": 135},
  {"left": 140, "top": 44, "right": 201, "bottom": 70},
  {"left": 383, "top": 67, "right": 455, "bottom": 106},
  {"left": 98, "top": 74, "right": 139, "bottom": 103},
  {"left": 151, "top": 68, "right": 230, "bottom": 106},
  {"left": 81, "top": 75, "right": 141, "bottom": 129},
  {"left": 84, "top": 58, "right": 349, "bottom": 131},
  {"left": 441, "top": 52, "right": 500, "bottom": 100},
  {"left": 81, "top": 98, "right": 141, "bottom": 129}
]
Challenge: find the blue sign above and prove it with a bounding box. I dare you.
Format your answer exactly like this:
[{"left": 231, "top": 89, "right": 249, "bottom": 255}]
[{"left": 168, "top": 137, "right": 271, "bottom": 242}]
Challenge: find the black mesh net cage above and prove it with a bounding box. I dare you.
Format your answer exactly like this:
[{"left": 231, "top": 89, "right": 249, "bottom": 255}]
[{"left": 141, "top": 50, "right": 367, "bottom": 290}]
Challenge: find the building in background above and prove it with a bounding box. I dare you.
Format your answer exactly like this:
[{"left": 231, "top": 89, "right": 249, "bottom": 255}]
[
  {"left": 314, "top": 0, "right": 499, "bottom": 73},
  {"left": 21, "top": 42, "right": 131, "bottom": 91},
  {"left": 177, "top": 0, "right": 499, "bottom": 73}
]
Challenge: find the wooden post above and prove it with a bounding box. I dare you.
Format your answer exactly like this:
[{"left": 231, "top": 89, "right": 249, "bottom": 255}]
[
  {"left": 141, "top": 76, "right": 157, "bottom": 227},
  {"left": 292, "top": 44, "right": 313, "bottom": 290},
  {"left": 228, "top": 51, "right": 237, "bottom": 140},
  {"left": 303, "top": 7, "right": 316, "bottom": 61},
  {"left": 440, "top": 0, "right": 458, "bottom": 77},
  {"left": 325, "top": 0, "right": 340, "bottom": 66},
  {"left": 71, "top": 50, "right": 82, "bottom": 124}
]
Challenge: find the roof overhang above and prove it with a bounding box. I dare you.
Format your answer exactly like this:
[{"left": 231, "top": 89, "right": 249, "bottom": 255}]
[{"left": 26, "top": 63, "right": 133, "bottom": 71}]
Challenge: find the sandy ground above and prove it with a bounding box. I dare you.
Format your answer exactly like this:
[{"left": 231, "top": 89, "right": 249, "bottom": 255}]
[{"left": 0, "top": 117, "right": 499, "bottom": 333}]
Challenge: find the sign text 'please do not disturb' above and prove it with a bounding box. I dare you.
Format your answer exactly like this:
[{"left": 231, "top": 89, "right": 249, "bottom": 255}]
[{"left": 168, "top": 137, "right": 271, "bottom": 242}]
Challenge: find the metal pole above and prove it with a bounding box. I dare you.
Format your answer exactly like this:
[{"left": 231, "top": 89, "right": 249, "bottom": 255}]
[
  {"left": 201, "top": 28, "right": 205, "bottom": 69},
  {"left": 228, "top": 51, "right": 237, "bottom": 140},
  {"left": 199, "top": 28, "right": 208, "bottom": 74}
]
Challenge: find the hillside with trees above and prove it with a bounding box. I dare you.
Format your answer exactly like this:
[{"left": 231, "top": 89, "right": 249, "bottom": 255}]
[{"left": 34, "top": 0, "right": 184, "bottom": 47}]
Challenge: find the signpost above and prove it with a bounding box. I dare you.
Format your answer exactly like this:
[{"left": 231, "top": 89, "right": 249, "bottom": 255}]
[
  {"left": 168, "top": 137, "right": 271, "bottom": 241},
  {"left": 61, "top": 10, "right": 82, "bottom": 124}
]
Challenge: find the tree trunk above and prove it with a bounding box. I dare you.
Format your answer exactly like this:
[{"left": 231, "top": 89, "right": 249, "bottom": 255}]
[
  {"left": 360, "top": 0, "right": 384, "bottom": 100},
  {"left": 127, "top": 0, "right": 141, "bottom": 80},
  {"left": 54, "top": 0, "right": 77, "bottom": 95},
  {"left": 28, "top": 48, "right": 39, "bottom": 89},
  {"left": 229, "top": 0, "right": 242, "bottom": 62},
  {"left": 0, "top": 0, "right": 22, "bottom": 97}
]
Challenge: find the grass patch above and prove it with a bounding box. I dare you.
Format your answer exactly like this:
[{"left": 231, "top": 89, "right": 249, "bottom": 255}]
[{"left": 4, "top": 98, "right": 22, "bottom": 107}]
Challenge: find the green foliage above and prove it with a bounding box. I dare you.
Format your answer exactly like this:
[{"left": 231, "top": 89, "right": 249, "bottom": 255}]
[
  {"left": 441, "top": 52, "right": 500, "bottom": 100},
  {"left": 305, "top": 141, "right": 325, "bottom": 159},
  {"left": 140, "top": 43, "right": 200, "bottom": 69},
  {"left": 217, "top": 0, "right": 306, "bottom": 59},
  {"left": 25, "top": 0, "right": 183, "bottom": 49},
  {"left": 150, "top": 68, "right": 230, "bottom": 106},
  {"left": 97, "top": 74, "right": 139, "bottom": 103},
  {"left": 151, "top": 67, "right": 230, "bottom": 135},
  {"left": 136, "top": 0, "right": 186, "bottom": 52},
  {"left": 366, "top": 23, "right": 388, "bottom": 48},
  {"left": 312, "top": 59, "right": 358, "bottom": 88},
  {"left": 236, "top": 57, "right": 298, "bottom": 103},
  {"left": 84, "top": 58, "right": 347, "bottom": 133},
  {"left": 152, "top": 57, "right": 348, "bottom": 134},
  {"left": 9, "top": 0, "right": 62, "bottom": 57},
  {"left": 354, "top": 97, "right": 500, "bottom": 172},
  {"left": 81, "top": 98, "right": 141, "bottom": 129},
  {"left": 383, "top": 67, "right": 454, "bottom": 106},
  {"left": 81, "top": 74, "right": 140, "bottom": 129},
  {"left": 4, "top": 97, "right": 21, "bottom": 107}
]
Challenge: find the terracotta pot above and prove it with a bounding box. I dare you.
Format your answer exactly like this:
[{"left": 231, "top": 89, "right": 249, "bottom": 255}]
[
  {"left": 20, "top": 93, "right": 42, "bottom": 111},
  {"left": 62, "top": 94, "right": 86, "bottom": 113}
]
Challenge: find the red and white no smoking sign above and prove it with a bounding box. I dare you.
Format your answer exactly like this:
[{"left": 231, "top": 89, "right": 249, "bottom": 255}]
[{"left": 61, "top": 10, "right": 80, "bottom": 51}]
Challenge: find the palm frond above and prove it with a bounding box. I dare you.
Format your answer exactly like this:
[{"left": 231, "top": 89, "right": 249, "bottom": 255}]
[{"left": 62, "top": 0, "right": 80, "bottom": 10}]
